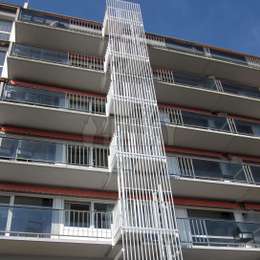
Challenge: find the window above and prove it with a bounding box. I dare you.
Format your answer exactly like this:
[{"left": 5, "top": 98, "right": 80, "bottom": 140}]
[
  {"left": 94, "top": 203, "right": 113, "bottom": 229},
  {"left": 64, "top": 201, "right": 113, "bottom": 229},
  {"left": 65, "top": 201, "right": 91, "bottom": 227}
]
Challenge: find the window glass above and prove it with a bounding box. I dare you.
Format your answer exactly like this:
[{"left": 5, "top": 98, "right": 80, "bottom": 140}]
[
  {"left": 187, "top": 209, "right": 236, "bottom": 238},
  {"left": 94, "top": 203, "right": 113, "bottom": 229},
  {"left": 17, "top": 139, "right": 57, "bottom": 163},
  {"left": 193, "top": 159, "right": 222, "bottom": 179},
  {"left": 3, "top": 84, "right": 65, "bottom": 107},
  {"left": 0, "top": 50, "right": 6, "bottom": 65},
  {"left": 0, "top": 33, "right": 9, "bottom": 41},
  {"left": 11, "top": 196, "right": 53, "bottom": 236},
  {"left": 14, "top": 196, "right": 52, "bottom": 207},
  {"left": 0, "top": 20, "right": 12, "bottom": 33},
  {"left": 0, "top": 137, "right": 19, "bottom": 159},
  {"left": 235, "top": 119, "right": 260, "bottom": 137},
  {"left": 64, "top": 201, "right": 91, "bottom": 227},
  {"left": 0, "top": 196, "right": 10, "bottom": 233}
]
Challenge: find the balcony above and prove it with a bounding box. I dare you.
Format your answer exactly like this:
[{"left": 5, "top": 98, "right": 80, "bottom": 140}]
[
  {"left": 147, "top": 34, "right": 260, "bottom": 87},
  {"left": 154, "top": 69, "right": 260, "bottom": 118},
  {"left": 177, "top": 218, "right": 260, "bottom": 260},
  {"left": 0, "top": 205, "right": 113, "bottom": 257},
  {"left": 168, "top": 155, "right": 260, "bottom": 201},
  {"left": 0, "top": 134, "right": 117, "bottom": 189},
  {"left": 15, "top": 8, "right": 105, "bottom": 56},
  {"left": 0, "top": 82, "right": 112, "bottom": 135},
  {"left": 160, "top": 107, "right": 260, "bottom": 156},
  {"left": 7, "top": 43, "right": 108, "bottom": 91}
]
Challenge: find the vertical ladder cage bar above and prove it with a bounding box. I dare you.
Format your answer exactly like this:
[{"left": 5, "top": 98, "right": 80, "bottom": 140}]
[{"left": 104, "top": 0, "right": 183, "bottom": 259}]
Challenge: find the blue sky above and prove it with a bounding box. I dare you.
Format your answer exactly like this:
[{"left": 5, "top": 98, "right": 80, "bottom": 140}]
[{"left": 3, "top": 0, "right": 260, "bottom": 56}]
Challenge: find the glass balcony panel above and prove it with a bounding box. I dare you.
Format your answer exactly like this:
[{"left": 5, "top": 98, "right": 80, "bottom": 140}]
[
  {"left": 0, "top": 137, "right": 19, "bottom": 159},
  {"left": 0, "top": 206, "right": 9, "bottom": 233},
  {"left": 174, "top": 72, "right": 217, "bottom": 91},
  {"left": 234, "top": 119, "right": 260, "bottom": 137},
  {"left": 10, "top": 207, "right": 52, "bottom": 237},
  {"left": 178, "top": 218, "right": 260, "bottom": 247},
  {"left": 165, "top": 38, "right": 204, "bottom": 56},
  {"left": 20, "top": 9, "right": 69, "bottom": 29},
  {"left": 2, "top": 84, "right": 106, "bottom": 114},
  {"left": 249, "top": 165, "right": 260, "bottom": 184},
  {"left": 0, "top": 135, "right": 108, "bottom": 168},
  {"left": 11, "top": 44, "right": 68, "bottom": 65},
  {"left": 221, "top": 81, "right": 260, "bottom": 100},
  {"left": 210, "top": 49, "right": 247, "bottom": 65},
  {"left": 0, "top": 50, "right": 6, "bottom": 66},
  {"left": 181, "top": 111, "right": 230, "bottom": 132},
  {"left": 0, "top": 20, "right": 12, "bottom": 33},
  {"left": 193, "top": 159, "right": 246, "bottom": 182},
  {"left": 17, "top": 139, "right": 59, "bottom": 163},
  {"left": 3, "top": 84, "right": 66, "bottom": 108},
  {"left": 0, "top": 32, "right": 9, "bottom": 41}
]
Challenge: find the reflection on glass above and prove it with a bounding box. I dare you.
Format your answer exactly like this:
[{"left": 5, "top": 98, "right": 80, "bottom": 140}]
[
  {"left": 3, "top": 84, "right": 65, "bottom": 108},
  {"left": 210, "top": 49, "right": 247, "bottom": 65},
  {"left": 11, "top": 44, "right": 68, "bottom": 65},
  {"left": 221, "top": 80, "right": 260, "bottom": 100},
  {"left": 234, "top": 119, "right": 260, "bottom": 137},
  {"left": 182, "top": 111, "right": 230, "bottom": 132}
]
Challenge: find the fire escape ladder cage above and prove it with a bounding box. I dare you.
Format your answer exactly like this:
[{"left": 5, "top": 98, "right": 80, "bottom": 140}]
[{"left": 104, "top": 0, "right": 183, "bottom": 259}]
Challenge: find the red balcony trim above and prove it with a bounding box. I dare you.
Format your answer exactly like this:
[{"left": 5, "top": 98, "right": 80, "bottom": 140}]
[
  {"left": 9, "top": 80, "right": 106, "bottom": 98},
  {"left": 158, "top": 103, "right": 213, "bottom": 116},
  {"left": 0, "top": 125, "right": 110, "bottom": 145},
  {"left": 165, "top": 145, "right": 260, "bottom": 165},
  {"left": 174, "top": 197, "right": 241, "bottom": 210},
  {"left": 0, "top": 182, "right": 254, "bottom": 210},
  {"left": 0, "top": 182, "right": 117, "bottom": 200},
  {"left": 159, "top": 103, "right": 260, "bottom": 125},
  {"left": 165, "top": 146, "right": 227, "bottom": 160},
  {"left": 244, "top": 203, "right": 260, "bottom": 211}
]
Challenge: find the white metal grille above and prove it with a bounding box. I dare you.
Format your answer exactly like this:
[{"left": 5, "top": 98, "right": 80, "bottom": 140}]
[{"left": 104, "top": 1, "right": 183, "bottom": 259}]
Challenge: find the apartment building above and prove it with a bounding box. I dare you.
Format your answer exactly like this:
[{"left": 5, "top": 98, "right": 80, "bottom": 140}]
[{"left": 0, "top": 0, "right": 260, "bottom": 259}]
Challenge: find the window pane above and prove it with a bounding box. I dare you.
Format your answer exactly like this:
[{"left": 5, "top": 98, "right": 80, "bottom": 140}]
[
  {"left": 94, "top": 203, "right": 113, "bottom": 229},
  {"left": 0, "top": 32, "right": 9, "bottom": 41},
  {"left": 0, "top": 51, "right": 6, "bottom": 65},
  {"left": 64, "top": 201, "right": 91, "bottom": 227},
  {"left": 14, "top": 196, "right": 53, "bottom": 207},
  {"left": 0, "top": 20, "right": 12, "bottom": 32}
]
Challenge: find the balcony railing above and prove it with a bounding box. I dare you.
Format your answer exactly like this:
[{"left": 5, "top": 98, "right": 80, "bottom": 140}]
[
  {"left": 160, "top": 107, "right": 260, "bottom": 139},
  {"left": 154, "top": 68, "right": 260, "bottom": 102},
  {"left": 1, "top": 83, "right": 106, "bottom": 114},
  {"left": 0, "top": 135, "right": 108, "bottom": 168},
  {"left": 19, "top": 8, "right": 102, "bottom": 36},
  {"left": 0, "top": 205, "right": 112, "bottom": 240},
  {"left": 167, "top": 155, "right": 257, "bottom": 184},
  {"left": 177, "top": 218, "right": 260, "bottom": 248},
  {"left": 160, "top": 107, "right": 231, "bottom": 133},
  {"left": 147, "top": 34, "right": 260, "bottom": 69},
  {"left": 10, "top": 43, "right": 104, "bottom": 71}
]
